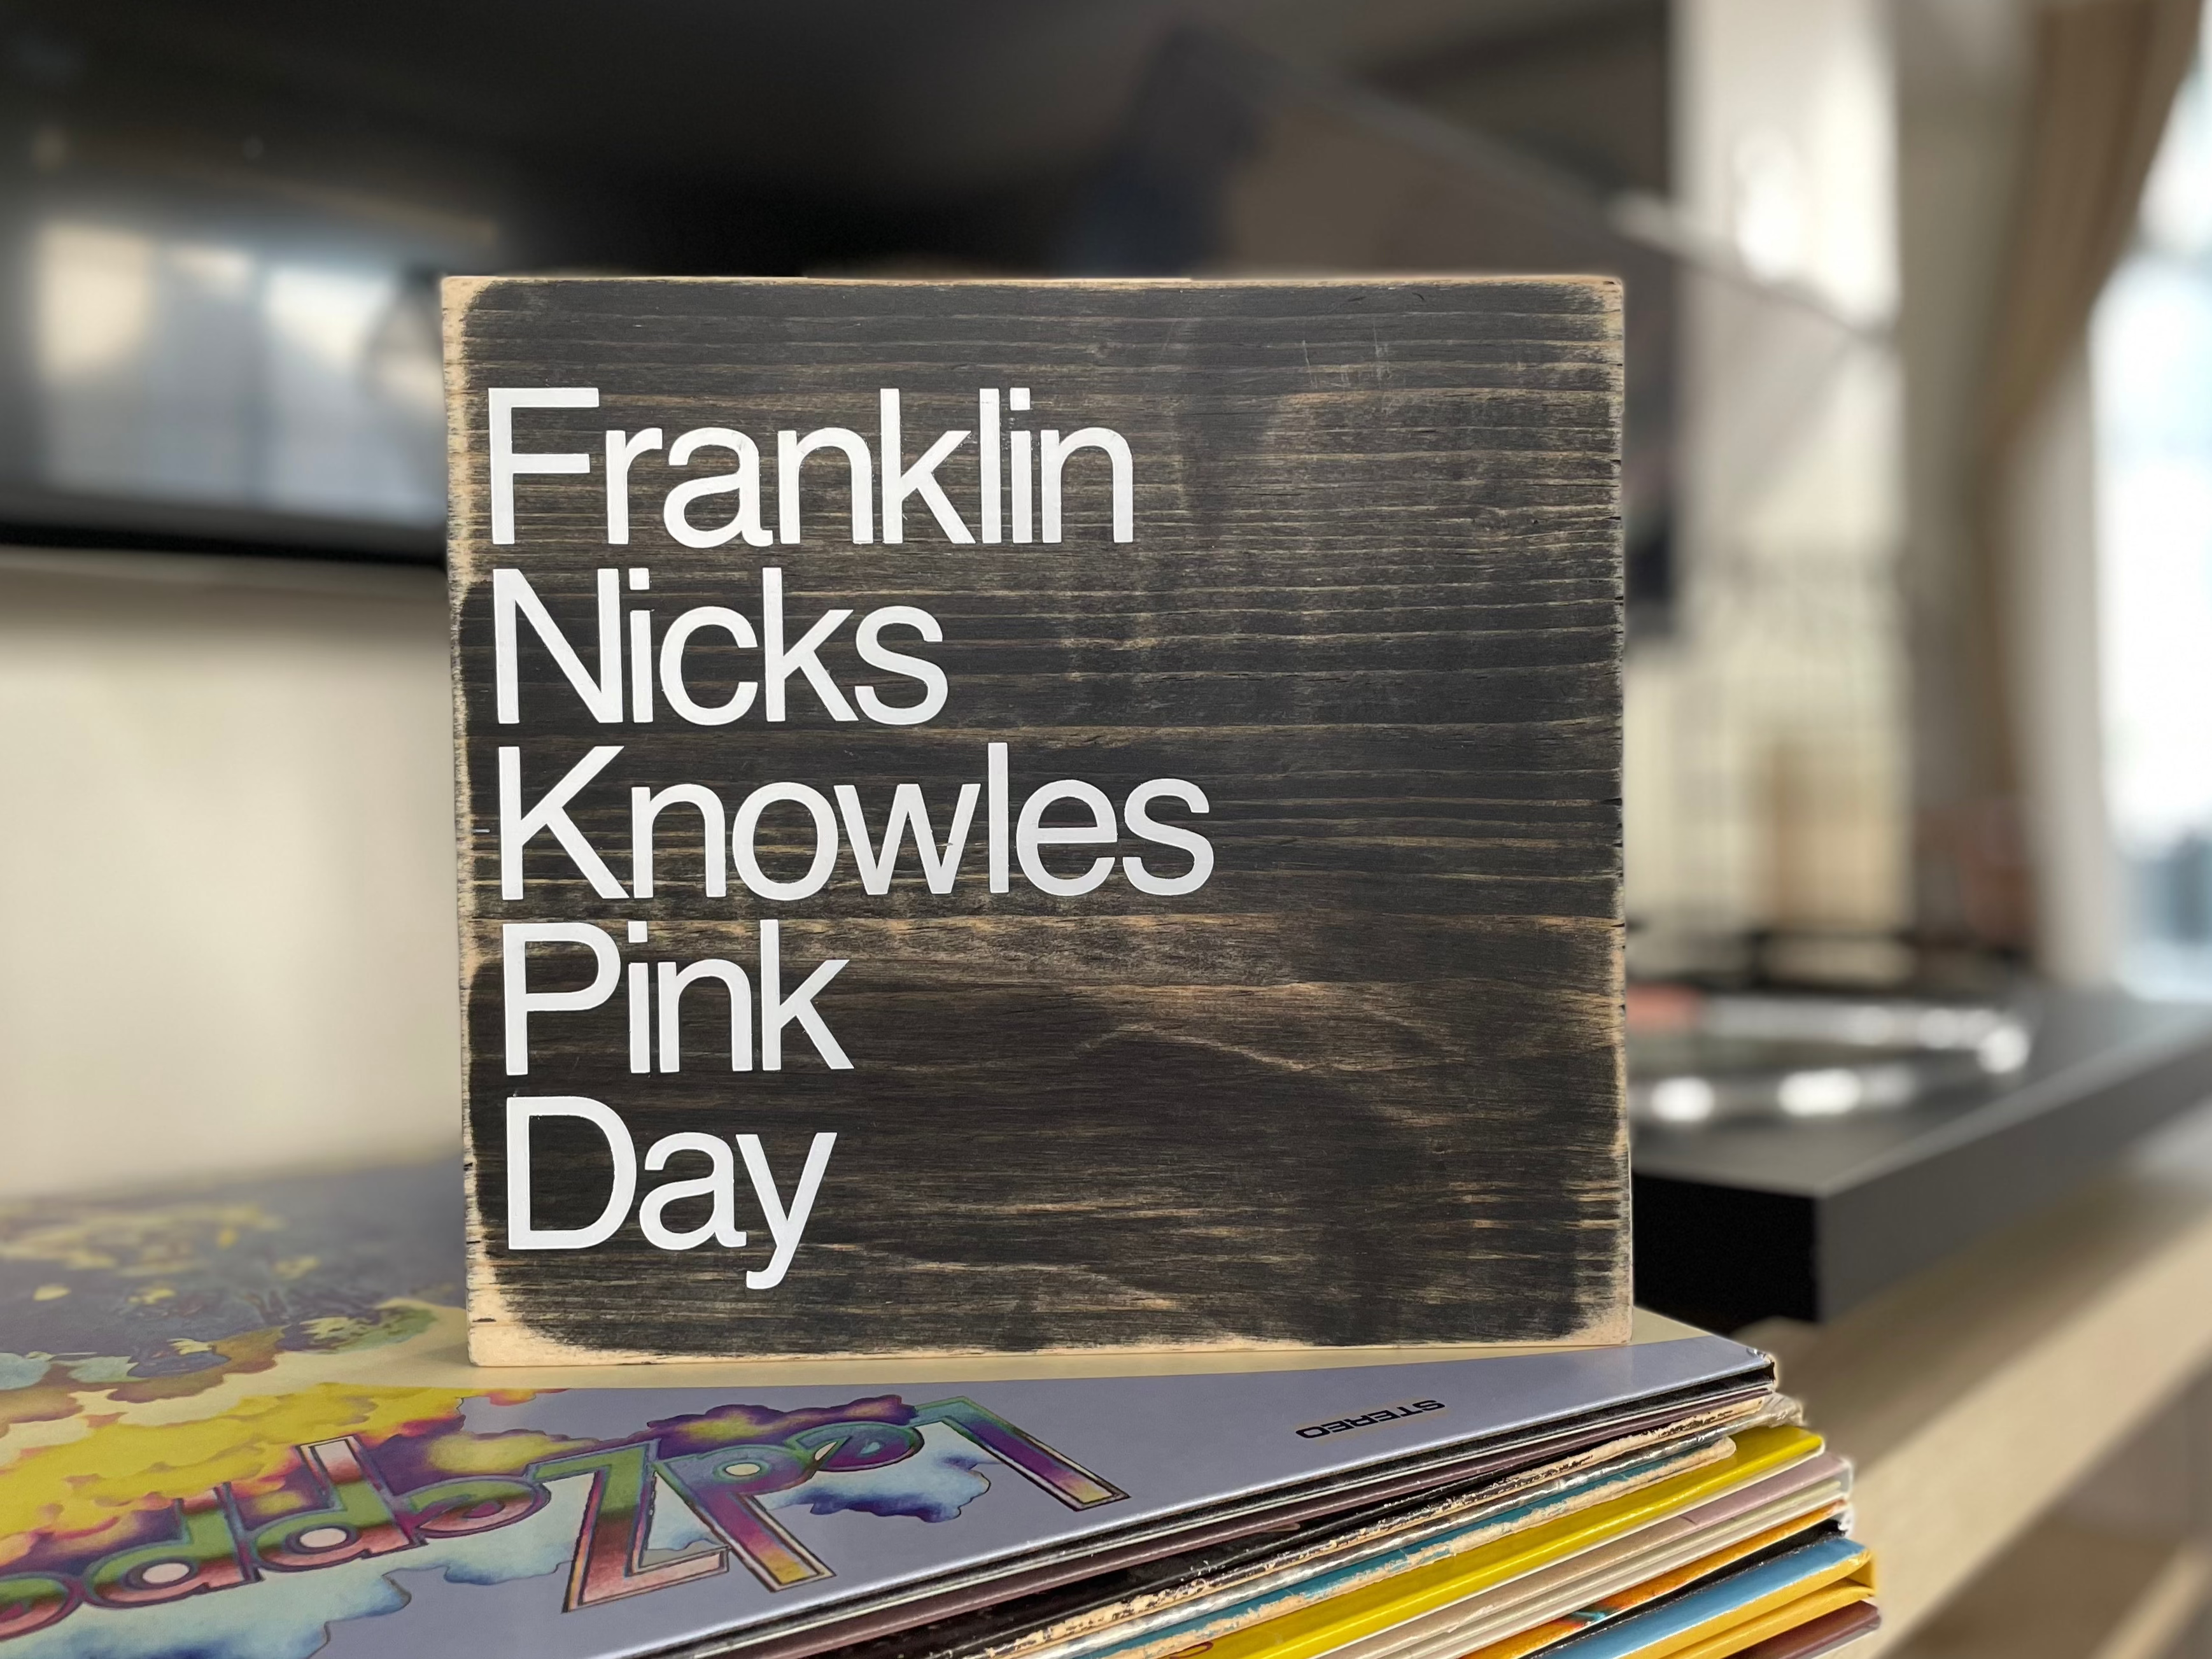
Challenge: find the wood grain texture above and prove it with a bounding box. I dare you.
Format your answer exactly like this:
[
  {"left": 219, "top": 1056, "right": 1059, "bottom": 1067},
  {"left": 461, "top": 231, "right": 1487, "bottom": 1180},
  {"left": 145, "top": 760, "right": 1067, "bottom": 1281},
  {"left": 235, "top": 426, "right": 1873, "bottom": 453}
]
[{"left": 446, "top": 276, "right": 1628, "bottom": 1363}]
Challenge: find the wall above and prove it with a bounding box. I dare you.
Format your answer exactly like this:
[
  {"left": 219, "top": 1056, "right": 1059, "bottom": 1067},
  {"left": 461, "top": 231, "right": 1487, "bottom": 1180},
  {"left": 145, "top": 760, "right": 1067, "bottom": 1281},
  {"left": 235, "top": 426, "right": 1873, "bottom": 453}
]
[
  {"left": 0, "top": 547, "right": 458, "bottom": 1197},
  {"left": 2006, "top": 347, "right": 2120, "bottom": 984},
  {"left": 1626, "top": 0, "right": 1911, "bottom": 978}
]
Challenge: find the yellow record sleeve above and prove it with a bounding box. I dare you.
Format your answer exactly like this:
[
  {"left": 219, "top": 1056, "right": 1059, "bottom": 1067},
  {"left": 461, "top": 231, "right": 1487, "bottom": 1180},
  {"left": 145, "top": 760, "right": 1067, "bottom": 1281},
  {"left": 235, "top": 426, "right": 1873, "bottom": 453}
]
[
  {"left": 1462, "top": 1507, "right": 1849, "bottom": 1659},
  {"left": 1171, "top": 1425, "right": 1824, "bottom": 1659},
  {"left": 1638, "top": 1562, "right": 1875, "bottom": 1659}
]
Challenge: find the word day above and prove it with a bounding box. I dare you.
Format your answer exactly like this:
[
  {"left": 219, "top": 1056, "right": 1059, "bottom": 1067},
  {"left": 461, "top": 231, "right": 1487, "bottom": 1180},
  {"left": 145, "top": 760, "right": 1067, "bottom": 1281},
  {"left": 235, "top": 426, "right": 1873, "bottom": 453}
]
[{"left": 504, "top": 1099, "right": 834, "bottom": 1264}]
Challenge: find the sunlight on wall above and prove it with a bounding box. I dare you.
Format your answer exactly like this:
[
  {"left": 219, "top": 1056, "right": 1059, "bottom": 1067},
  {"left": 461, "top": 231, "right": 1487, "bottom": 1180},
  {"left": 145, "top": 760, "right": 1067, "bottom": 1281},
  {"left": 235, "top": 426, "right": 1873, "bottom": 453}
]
[{"left": 0, "top": 551, "right": 459, "bottom": 1197}]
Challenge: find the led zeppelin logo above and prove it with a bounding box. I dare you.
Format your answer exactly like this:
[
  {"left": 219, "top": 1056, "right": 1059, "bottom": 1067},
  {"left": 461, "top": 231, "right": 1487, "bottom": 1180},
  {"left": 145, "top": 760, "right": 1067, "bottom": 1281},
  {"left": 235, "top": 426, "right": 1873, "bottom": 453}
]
[{"left": 0, "top": 1395, "right": 1122, "bottom": 1643}]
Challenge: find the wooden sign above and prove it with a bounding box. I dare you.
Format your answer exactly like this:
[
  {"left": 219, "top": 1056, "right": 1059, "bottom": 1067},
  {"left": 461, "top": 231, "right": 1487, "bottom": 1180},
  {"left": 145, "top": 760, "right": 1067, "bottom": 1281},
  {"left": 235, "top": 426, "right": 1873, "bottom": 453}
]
[{"left": 445, "top": 276, "right": 1628, "bottom": 1364}]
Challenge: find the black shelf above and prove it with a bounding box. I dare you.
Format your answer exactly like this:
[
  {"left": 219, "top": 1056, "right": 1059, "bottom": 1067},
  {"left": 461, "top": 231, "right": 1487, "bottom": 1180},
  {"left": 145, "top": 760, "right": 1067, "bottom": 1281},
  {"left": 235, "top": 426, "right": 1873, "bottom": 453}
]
[{"left": 1631, "top": 989, "right": 2212, "bottom": 1331}]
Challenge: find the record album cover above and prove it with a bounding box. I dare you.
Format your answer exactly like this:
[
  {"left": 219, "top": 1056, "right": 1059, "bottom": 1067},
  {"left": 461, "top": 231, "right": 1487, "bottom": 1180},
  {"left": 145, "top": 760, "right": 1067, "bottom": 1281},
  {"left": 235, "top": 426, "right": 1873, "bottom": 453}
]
[{"left": 0, "top": 1163, "right": 1752, "bottom": 1659}]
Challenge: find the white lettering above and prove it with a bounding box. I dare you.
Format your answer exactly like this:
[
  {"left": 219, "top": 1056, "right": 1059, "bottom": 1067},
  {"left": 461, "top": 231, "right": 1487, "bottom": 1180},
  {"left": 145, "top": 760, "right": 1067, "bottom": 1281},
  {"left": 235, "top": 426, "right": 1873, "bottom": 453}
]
[
  {"left": 778, "top": 427, "right": 875, "bottom": 544},
  {"left": 658, "top": 606, "right": 759, "bottom": 725},
  {"left": 1040, "top": 426, "right": 1134, "bottom": 544},
  {"left": 493, "top": 567, "right": 622, "bottom": 724},
  {"left": 502, "top": 924, "right": 621, "bottom": 1076},
  {"left": 852, "top": 605, "right": 948, "bottom": 725},
  {"left": 988, "top": 740, "right": 1011, "bottom": 893},
  {"left": 638, "top": 1132, "right": 747, "bottom": 1250},
  {"left": 631, "top": 782, "right": 728, "bottom": 898},
  {"left": 604, "top": 428, "right": 663, "bottom": 544},
  {"left": 663, "top": 427, "right": 773, "bottom": 549},
  {"left": 759, "top": 919, "right": 850, "bottom": 1070},
  {"left": 656, "top": 958, "right": 752, "bottom": 1072},
  {"left": 879, "top": 388, "right": 974, "bottom": 544},
  {"left": 978, "top": 388, "right": 1002, "bottom": 543},
  {"left": 737, "top": 1132, "right": 837, "bottom": 1288},
  {"left": 1122, "top": 779, "right": 1215, "bottom": 896},
  {"left": 835, "top": 782, "right": 980, "bottom": 894},
  {"left": 498, "top": 745, "right": 628, "bottom": 900},
  {"left": 1017, "top": 779, "right": 1118, "bottom": 896},
  {"left": 489, "top": 388, "right": 596, "bottom": 546},
  {"left": 506, "top": 1096, "right": 637, "bottom": 1250},
  {"left": 732, "top": 783, "right": 840, "bottom": 901},
  {"left": 761, "top": 567, "right": 856, "bottom": 723}
]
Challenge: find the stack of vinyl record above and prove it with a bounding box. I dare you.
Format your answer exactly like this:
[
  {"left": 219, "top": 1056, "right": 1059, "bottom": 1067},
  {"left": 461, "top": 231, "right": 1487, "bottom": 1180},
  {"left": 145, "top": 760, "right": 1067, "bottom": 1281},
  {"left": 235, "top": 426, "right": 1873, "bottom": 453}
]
[
  {"left": 0, "top": 1162, "right": 1873, "bottom": 1659},
  {"left": 817, "top": 1354, "right": 1875, "bottom": 1659}
]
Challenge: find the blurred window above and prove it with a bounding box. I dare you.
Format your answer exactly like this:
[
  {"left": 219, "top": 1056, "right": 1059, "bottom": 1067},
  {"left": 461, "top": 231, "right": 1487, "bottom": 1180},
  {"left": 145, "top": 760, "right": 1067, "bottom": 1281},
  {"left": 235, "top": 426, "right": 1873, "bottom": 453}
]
[
  {"left": 31, "top": 220, "right": 444, "bottom": 531},
  {"left": 2095, "top": 24, "right": 2212, "bottom": 994}
]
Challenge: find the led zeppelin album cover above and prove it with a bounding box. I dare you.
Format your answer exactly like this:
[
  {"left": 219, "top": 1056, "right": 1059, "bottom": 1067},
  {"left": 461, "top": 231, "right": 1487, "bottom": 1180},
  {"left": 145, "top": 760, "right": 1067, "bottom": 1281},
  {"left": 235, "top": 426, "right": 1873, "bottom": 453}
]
[{"left": 0, "top": 1163, "right": 1762, "bottom": 1659}]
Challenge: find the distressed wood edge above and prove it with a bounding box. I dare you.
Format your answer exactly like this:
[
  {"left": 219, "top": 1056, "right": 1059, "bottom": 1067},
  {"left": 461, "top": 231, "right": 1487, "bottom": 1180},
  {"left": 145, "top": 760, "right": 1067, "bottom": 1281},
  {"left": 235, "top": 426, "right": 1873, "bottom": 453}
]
[
  {"left": 444, "top": 272, "right": 1626, "bottom": 297},
  {"left": 402, "top": 1306, "right": 1720, "bottom": 1391},
  {"left": 465, "top": 1298, "right": 1641, "bottom": 1369},
  {"left": 459, "top": 1112, "right": 502, "bottom": 1357},
  {"left": 1598, "top": 398, "right": 1630, "bottom": 1317},
  {"left": 461, "top": 1204, "right": 1636, "bottom": 1367},
  {"left": 447, "top": 273, "right": 492, "bottom": 1357}
]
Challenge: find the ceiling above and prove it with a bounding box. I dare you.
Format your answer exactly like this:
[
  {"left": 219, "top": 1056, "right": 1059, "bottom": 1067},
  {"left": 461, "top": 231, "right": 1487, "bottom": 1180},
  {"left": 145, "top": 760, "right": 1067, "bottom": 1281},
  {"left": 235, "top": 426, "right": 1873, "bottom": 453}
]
[{"left": 3, "top": 0, "right": 1659, "bottom": 199}]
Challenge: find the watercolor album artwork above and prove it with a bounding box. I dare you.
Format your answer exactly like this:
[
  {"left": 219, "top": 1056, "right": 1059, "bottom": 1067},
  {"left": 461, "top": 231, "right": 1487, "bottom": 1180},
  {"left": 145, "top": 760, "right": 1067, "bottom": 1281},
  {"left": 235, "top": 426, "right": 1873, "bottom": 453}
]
[{"left": 0, "top": 1162, "right": 1773, "bottom": 1659}]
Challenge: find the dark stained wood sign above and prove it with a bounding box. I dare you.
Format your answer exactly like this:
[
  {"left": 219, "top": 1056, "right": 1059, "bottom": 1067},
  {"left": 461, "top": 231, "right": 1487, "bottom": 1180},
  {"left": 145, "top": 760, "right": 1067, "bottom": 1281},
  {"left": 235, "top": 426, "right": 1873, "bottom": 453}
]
[{"left": 445, "top": 276, "right": 1628, "bottom": 1364}]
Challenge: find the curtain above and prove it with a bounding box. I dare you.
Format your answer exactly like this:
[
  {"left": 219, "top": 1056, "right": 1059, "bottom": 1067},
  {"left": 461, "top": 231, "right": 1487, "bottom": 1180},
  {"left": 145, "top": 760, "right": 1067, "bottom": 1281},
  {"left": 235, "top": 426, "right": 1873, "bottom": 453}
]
[
  {"left": 1948, "top": 0, "right": 2199, "bottom": 951},
  {"left": 1983, "top": 0, "right": 2200, "bottom": 462}
]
